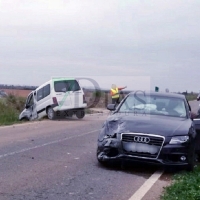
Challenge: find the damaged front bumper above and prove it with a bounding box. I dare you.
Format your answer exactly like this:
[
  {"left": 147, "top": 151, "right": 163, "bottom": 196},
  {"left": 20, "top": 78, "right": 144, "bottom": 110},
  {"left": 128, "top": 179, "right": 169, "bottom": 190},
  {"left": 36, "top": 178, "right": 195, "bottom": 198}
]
[{"left": 97, "top": 137, "right": 192, "bottom": 166}]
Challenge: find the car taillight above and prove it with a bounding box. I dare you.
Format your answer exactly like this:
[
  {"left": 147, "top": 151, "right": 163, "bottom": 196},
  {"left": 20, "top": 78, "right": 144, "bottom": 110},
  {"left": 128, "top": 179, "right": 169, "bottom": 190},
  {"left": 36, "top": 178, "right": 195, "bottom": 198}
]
[{"left": 52, "top": 97, "right": 58, "bottom": 105}]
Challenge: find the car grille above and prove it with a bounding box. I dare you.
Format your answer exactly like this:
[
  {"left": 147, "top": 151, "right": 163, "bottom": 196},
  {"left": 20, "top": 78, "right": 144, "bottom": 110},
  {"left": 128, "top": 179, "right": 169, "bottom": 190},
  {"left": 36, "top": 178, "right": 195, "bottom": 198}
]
[{"left": 121, "top": 133, "right": 164, "bottom": 159}]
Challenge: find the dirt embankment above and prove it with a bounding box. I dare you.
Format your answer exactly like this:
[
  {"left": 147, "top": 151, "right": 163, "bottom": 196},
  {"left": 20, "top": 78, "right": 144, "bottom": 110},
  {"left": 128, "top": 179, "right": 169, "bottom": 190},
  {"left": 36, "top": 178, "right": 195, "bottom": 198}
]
[{"left": 0, "top": 89, "right": 32, "bottom": 97}]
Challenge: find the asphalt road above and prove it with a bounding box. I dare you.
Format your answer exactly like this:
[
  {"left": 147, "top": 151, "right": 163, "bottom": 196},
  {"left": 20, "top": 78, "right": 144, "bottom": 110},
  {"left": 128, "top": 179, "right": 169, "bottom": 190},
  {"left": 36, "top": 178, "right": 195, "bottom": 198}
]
[
  {"left": 0, "top": 113, "right": 162, "bottom": 200},
  {"left": 0, "top": 100, "right": 199, "bottom": 200}
]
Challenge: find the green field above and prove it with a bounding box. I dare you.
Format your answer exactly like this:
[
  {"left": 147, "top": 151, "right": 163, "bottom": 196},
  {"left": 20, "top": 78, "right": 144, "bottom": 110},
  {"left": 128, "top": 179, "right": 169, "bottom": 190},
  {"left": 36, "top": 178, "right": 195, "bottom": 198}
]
[{"left": 0, "top": 95, "right": 26, "bottom": 126}]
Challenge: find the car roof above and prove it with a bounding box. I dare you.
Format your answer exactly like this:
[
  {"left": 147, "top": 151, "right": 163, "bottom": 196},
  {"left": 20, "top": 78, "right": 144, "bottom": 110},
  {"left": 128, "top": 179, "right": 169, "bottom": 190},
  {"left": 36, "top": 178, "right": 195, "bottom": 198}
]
[{"left": 128, "top": 91, "right": 186, "bottom": 99}]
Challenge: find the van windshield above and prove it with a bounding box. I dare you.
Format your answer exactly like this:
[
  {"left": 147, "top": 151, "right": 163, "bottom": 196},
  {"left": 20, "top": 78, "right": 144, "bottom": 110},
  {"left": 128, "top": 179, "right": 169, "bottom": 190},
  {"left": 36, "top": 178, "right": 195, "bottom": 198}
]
[{"left": 54, "top": 80, "right": 80, "bottom": 92}]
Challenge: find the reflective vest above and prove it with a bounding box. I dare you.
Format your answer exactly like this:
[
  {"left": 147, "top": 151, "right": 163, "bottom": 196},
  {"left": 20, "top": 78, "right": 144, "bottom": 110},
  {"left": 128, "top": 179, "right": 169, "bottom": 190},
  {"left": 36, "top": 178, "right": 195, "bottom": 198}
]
[{"left": 111, "top": 88, "right": 119, "bottom": 99}]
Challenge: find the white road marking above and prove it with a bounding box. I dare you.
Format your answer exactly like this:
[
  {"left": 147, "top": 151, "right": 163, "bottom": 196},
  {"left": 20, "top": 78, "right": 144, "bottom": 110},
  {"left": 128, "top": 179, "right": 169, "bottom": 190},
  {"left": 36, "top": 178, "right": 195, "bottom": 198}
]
[
  {"left": 0, "top": 129, "right": 100, "bottom": 159},
  {"left": 128, "top": 170, "right": 164, "bottom": 200}
]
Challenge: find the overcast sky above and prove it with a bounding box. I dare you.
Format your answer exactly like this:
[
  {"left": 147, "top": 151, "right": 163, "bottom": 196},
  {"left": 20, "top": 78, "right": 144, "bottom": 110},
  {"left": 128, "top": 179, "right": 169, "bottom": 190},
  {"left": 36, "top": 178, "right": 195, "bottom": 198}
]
[{"left": 0, "top": 0, "right": 200, "bottom": 92}]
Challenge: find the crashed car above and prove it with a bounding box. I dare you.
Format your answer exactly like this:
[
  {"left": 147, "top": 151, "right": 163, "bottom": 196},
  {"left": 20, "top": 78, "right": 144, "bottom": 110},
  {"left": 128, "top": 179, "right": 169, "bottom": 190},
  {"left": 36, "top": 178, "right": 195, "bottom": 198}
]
[{"left": 97, "top": 91, "right": 198, "bottom": 171}]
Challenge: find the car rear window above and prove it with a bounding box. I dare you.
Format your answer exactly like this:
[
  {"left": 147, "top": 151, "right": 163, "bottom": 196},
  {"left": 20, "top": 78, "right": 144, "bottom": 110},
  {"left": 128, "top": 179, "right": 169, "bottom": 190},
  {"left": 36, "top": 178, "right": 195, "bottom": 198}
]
[{"left": 54, "top": 80, "right": 80, "bottom": 92}]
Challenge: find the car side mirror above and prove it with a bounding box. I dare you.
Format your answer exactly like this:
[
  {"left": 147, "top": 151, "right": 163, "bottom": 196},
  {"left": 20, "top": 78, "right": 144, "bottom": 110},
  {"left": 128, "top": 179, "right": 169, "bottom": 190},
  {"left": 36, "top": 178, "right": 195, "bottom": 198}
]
[{"left": 107, "top": 104, "right": 116, "bottom": 111}]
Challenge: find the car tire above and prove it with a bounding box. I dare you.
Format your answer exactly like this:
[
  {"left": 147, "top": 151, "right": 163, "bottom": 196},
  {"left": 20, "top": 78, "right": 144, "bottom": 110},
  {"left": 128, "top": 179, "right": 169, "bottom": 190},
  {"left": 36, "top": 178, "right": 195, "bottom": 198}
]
[
  {"left": 76, "top": 110, "right": 85, "bottom": 119},
  {"left": 47, "top": 107, "right": 55, "bottom": 120}
]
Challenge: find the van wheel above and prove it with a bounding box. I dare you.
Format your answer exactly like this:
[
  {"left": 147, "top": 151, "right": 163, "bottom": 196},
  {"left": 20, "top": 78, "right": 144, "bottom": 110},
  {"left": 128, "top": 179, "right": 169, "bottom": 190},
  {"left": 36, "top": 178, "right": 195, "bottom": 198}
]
[
  {"left": 76, "top": 110, "right": 85, "bottom": 119},
  {"left": 47, "top": 107, "right": 55, "bottom": 120}
]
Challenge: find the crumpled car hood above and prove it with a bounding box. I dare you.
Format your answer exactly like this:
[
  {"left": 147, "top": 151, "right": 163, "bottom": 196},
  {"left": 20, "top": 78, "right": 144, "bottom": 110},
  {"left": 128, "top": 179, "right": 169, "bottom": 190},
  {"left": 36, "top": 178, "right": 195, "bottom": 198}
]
[{"left": 105, "top": 113, "right": 192, "bottom": 137}]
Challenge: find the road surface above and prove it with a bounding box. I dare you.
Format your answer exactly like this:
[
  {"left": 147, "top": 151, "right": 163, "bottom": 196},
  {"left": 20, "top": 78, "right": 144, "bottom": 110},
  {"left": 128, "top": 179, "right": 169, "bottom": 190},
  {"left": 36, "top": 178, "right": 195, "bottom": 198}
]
[
  {"left": 0, "top": 100, "right": 198, "bottom": 200},
  {"left": 0, "top": 113, "right": 164, "bottom": 200}
]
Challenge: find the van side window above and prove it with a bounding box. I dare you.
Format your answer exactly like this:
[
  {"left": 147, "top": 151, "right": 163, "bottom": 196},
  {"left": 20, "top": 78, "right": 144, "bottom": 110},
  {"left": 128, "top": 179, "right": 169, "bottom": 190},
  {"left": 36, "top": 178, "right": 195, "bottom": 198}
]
[
  {"left": 37, "top": 88, "right": 43, "bottom": 101},
  {"left": 44, "top": 84, "right": 50, "bottom": 98},
  {"left": 54, "top": 80, "right": 80, "bottom": 92},
  {"left": 37, "top": 84, "right": 50, "bottom": 101}
]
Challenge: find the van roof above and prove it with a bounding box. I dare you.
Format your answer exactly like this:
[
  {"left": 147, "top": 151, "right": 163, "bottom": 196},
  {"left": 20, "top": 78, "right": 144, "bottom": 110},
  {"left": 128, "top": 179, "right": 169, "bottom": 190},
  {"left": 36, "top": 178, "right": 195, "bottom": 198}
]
[
  {"left": 35, "top": 77, "right": 77, "bottom": 91},
  {"left": 51, "top": 77, "right": 76, "bottom": 81}
]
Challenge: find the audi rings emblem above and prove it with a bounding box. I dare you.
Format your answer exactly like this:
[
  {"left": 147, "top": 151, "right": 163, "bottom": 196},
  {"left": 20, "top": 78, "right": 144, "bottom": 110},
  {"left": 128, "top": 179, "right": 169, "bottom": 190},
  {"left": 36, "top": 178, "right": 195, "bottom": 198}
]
[{"left": 134, "top": 136, "right": 150, "bottom": 143}]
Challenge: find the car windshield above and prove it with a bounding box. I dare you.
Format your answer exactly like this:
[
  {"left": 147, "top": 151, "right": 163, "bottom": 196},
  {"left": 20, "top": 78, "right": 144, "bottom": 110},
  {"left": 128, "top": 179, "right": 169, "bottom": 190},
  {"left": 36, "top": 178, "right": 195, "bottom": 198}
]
[{"left": 118, "top": 93, "right": 187, "bottom": 118}]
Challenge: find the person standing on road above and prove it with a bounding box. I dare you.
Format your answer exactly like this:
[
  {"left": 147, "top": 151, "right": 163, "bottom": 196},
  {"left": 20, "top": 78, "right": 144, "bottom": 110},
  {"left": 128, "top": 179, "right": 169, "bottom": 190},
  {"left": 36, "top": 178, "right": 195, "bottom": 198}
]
[{"left": 110, "top": 84, "right": 127, "bottom": 104}]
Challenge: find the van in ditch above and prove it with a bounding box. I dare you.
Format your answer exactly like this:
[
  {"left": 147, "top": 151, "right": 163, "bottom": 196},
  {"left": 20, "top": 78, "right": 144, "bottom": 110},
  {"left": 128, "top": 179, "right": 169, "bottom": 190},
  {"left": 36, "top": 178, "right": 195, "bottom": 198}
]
[{"left": 19, "top": 77, "right": 87, "bottom": 120}]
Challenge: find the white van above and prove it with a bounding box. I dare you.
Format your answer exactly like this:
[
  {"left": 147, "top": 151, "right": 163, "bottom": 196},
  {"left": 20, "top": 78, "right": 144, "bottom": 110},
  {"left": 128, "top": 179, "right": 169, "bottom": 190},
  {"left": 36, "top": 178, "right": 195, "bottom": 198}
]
[{"left": 19, "top": 77, "right": 87, "bottom": 120}]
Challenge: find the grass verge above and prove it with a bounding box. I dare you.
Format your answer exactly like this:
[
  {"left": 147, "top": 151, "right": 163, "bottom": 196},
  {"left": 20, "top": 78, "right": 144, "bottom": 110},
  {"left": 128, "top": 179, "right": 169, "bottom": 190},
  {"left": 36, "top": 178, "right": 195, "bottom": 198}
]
[
  {"left": 185, "top": 93, "right": 198, "bottom": 101},
  {"left": 0, "top": 94, "right": 26, "bottom": 126},
  {"left": 161, "top": 166, "right": 200, "bottom": 200},
  {"left": 0, "top": 96, "right": 104, "bottom": 126}
]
